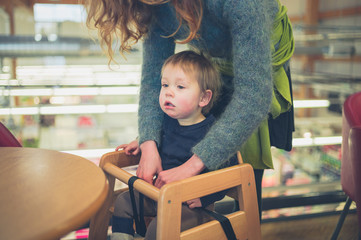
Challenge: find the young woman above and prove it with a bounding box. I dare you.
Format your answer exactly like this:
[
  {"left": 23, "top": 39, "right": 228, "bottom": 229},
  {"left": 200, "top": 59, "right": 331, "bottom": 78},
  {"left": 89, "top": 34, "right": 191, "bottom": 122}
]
[{"left": 86, "top": 0, "right": 294, "bottom": 220}]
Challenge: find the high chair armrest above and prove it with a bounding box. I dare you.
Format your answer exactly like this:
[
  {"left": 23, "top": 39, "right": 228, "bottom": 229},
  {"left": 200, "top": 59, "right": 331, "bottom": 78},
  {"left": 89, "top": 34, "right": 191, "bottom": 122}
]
[
  {"left": 100, "top": 151, "right": 254, "bottom": 203},
  {"left": 99, "top": 150, "right": 140, "bottom": 169},
  {"left": 102, "top": 161, "right": 159, "bottom": 201},
  {"left": 90, "top": 150, "right": 148, "bottom": 240},
  {"left": 99, "top": 150, "right": 159, "bottom": 201}
]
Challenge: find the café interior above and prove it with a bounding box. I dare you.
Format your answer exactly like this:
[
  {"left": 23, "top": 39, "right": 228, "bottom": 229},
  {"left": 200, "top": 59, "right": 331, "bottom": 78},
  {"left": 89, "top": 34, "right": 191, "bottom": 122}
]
[{"left": 0, "top": 0, "right": 360, "bottom": 239}]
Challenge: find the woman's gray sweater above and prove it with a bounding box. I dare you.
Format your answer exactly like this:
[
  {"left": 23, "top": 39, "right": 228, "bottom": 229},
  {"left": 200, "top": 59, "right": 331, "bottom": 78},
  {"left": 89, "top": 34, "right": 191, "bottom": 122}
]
[{"left": 138, "top": 0, "right": 279, "bottom": 170}]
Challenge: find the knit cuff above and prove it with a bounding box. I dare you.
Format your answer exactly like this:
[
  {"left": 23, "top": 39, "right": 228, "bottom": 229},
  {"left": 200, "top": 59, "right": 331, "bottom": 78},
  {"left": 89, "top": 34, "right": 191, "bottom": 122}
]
[{"left": 138, "top": 134, "right": 161, "bottom": 148}]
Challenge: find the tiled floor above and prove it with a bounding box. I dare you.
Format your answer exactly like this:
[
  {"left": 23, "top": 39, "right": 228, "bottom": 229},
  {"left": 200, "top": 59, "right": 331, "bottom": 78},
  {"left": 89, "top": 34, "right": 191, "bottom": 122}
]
[{"left": 262, "top": 212, "right": 359, "bottom": 240}]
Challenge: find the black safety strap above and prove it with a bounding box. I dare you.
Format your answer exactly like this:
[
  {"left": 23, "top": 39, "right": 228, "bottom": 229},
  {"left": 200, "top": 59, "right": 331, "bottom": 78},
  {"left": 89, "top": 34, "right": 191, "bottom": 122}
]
[
  {"left": 128, "top": 176, "right": 147, "bottom": 237},
  {"left": 202, "top": 208, "right": 237, "bottom": 240}
]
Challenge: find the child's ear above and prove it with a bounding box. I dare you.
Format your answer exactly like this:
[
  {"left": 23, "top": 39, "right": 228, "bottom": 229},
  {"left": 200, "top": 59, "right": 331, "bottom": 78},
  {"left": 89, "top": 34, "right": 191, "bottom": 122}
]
[{"left": 199, "top": 90, "right": 212, "bottom": 107}]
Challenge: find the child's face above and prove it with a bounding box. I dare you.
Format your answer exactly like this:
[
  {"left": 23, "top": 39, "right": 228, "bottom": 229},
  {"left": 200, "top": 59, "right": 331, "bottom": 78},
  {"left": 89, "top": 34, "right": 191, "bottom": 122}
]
[{"left": 159, "top": 64, "right": 208, "bottom": 125}]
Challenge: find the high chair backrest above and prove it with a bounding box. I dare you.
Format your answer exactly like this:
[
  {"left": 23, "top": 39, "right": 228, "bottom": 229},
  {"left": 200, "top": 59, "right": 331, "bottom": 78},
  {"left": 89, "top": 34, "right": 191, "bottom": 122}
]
[{"left": 89, "top": 150, "right": 261, "bottom": 240}]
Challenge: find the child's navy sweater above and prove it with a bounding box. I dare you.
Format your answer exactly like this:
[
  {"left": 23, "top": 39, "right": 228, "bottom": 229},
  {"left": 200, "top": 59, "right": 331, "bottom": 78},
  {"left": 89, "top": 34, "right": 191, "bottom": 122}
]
[{"left": 160, "top": 114, "right": 237, "bottom": 207}]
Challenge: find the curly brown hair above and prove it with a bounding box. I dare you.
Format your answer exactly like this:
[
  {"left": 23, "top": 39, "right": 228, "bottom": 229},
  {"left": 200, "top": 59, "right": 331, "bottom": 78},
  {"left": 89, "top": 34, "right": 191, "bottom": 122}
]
[{"left": 85, "top": 0, "right": 203, "bottom": 62}]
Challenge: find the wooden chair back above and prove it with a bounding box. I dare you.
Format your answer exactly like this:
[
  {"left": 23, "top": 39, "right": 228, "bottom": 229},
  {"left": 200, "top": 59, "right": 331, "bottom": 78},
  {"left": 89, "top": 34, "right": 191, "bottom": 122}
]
[{"left": 89, "top": 150, "right": 261, "bottom": 240}]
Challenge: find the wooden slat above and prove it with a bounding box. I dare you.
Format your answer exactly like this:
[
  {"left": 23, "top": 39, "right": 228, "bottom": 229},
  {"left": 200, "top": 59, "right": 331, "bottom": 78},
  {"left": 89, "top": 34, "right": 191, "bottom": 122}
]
[
  {"left": 157, "top": 184, "right": 182, "bottom": 240},
  {"left": 164, "top": 164, "right": 253, "bottom": 202},
  {"left": 103, "top": 163, "right": 159, "bottom": 201},
  {"left": 180, "top": 212, "right": 248, "bottom": 240},
  {"left": 89, "top": 151, "right": 141, "bottom": 240},
  {"left": 99, "top": 151, "right": 140, "bottom": 169}
]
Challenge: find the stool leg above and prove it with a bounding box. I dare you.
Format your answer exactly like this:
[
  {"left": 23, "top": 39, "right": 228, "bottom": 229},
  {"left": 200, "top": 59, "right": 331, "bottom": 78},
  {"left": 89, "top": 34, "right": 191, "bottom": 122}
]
[{"left": 330, "top": 197, "right": 352, "bottom": 240}]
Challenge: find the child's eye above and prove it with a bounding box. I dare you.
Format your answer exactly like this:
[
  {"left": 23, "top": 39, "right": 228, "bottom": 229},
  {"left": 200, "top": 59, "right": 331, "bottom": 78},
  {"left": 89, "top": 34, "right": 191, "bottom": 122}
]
[
  {"left": 162, "top": 83, "right": 168, "bottom": 88},
  {"left": 177, "top": 85, "right": 185, "bottom": 89}
]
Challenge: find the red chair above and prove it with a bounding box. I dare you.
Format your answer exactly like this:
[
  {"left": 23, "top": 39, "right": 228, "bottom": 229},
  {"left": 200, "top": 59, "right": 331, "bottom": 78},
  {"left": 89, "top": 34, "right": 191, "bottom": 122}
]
[
  {"left": 0, "top": 122, "right": 22, "bottom": 147},
  {"left": 331, "top": 91, "right": 361, "bottom": 239}
]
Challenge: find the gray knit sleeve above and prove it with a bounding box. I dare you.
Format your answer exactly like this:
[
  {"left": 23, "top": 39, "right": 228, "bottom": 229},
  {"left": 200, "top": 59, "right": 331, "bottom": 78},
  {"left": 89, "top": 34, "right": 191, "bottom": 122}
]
[
  {"left": 192, "top": 0, "right": 274, "bottom": 170},
  {"left": 138, "top": 22, "right": 175, "bottom": 146}
]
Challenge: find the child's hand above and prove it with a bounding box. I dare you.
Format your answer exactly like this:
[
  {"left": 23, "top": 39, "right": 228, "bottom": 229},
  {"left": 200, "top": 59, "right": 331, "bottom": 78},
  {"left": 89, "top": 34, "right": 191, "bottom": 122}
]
[
  {"left": 115, "top": 139, "right": 140, "bottom": 155},
  {"left": 186, "top": 198, "right": 202, "bottom": 209}
]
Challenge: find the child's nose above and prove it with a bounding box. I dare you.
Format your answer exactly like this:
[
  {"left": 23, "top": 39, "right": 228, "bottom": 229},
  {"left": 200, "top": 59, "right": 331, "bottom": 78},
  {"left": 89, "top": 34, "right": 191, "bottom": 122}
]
[{"left": 165, "top": 88, "right": 174, "bottom": 97}]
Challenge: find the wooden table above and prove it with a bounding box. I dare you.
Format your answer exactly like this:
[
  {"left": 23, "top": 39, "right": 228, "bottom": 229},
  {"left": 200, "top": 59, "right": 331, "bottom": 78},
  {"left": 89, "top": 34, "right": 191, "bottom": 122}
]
[{"left": 0, "top": 147, "right": 108, "bottom": 240}]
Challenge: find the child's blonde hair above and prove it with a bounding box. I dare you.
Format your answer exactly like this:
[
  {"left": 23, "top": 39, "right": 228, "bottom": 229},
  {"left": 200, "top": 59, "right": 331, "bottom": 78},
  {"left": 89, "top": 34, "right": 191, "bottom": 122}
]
[{"left": 161, "top": 51, "right": 221, "bottom": 115}]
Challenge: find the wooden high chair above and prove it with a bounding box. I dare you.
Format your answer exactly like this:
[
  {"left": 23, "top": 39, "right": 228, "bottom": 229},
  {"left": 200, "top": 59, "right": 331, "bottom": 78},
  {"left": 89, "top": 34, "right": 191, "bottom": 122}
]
[{"left": 89, "top": 150, "right": 261, "bottom": 240}]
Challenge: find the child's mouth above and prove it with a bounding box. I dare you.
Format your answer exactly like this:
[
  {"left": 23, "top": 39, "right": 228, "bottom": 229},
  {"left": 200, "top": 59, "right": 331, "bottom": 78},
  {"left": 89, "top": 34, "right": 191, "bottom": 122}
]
[{"left": 165, "top": 101, "right": 175, "bottom": 107}]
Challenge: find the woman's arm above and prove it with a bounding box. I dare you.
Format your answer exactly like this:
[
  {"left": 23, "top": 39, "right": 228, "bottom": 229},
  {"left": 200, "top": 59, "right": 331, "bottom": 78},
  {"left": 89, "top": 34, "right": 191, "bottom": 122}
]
[
  {"left": 192, "top": 0, "right": 274, "bottom": 170},
  {"left": 137, "top": 18, "right": 176, "bottom": 183}
]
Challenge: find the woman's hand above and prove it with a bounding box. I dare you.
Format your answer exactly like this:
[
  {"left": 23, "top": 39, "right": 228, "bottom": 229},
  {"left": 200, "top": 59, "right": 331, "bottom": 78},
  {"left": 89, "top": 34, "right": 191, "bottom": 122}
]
[
  {"left": 115, "top": 139, "right": 140, "bottom": 155},
  {"left": 154, "top": 154, "right": 205, "bottom": 188},
  {"left": 136, "top": 140, "right": 163, "bottom": 184},
  {"left": 186, "top": 198, "right": 202, "bottom": 209}
]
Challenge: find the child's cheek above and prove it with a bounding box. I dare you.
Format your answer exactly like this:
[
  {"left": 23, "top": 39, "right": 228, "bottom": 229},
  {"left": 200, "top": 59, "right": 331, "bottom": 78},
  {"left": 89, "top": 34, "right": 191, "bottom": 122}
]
[
  {"left": 177, "top": 97, "right": 194, "bottom": 113},
  {"left": 159, "top": 94, "right": 164, "bottom": 105}
]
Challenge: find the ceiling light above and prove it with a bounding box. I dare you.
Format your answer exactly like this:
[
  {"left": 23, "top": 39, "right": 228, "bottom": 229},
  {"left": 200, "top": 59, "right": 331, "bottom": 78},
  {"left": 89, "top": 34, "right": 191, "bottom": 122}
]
[{"left": 294, "top": 100, "right": 330, "bottom": 108}]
